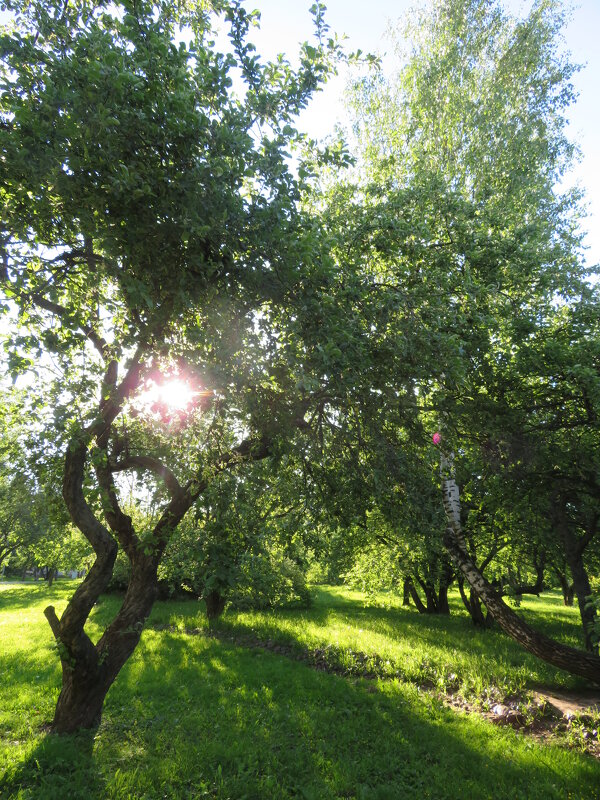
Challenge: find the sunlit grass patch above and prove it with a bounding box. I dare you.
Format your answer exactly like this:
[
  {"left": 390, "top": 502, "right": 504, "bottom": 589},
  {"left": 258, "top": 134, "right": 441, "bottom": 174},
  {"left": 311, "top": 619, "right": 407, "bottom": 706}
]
[
  {"left": 206, "top": 586, "right": 588, "bottom": 698},
  {"left": 1, "top": 581, "right": 599, "bottom": 799}
]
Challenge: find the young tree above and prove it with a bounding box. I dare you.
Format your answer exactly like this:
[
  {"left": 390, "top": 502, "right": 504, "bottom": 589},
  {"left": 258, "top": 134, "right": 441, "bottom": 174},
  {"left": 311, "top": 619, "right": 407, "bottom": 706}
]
[
  {"left": 159, "top": 460, "right": 312, "bottom": 618},
  {"left": 0, "top": 0, "right": 353, "bottom": 732}
]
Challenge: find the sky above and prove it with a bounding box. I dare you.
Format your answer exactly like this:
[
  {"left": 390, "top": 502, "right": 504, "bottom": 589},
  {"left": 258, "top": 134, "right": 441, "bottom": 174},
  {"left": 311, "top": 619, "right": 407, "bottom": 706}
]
[{"left": 245, "top": 0, "right": 600, "bottom": 271}]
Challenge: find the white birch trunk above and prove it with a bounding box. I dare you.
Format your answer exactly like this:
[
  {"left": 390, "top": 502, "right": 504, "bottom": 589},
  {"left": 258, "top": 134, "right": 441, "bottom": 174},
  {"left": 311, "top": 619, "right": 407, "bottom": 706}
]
[{"left": 437, "top": 445, "right": 600, "bottom": 683}]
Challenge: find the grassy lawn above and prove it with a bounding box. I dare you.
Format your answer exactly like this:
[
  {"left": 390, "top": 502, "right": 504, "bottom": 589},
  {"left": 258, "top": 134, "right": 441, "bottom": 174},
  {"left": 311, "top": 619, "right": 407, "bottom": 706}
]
[
  {"left": 205, "top": 586, "right": 592, "bottom": 698},
  {"left": 1, "top": 581, "right": 599, "bottom": 799}
]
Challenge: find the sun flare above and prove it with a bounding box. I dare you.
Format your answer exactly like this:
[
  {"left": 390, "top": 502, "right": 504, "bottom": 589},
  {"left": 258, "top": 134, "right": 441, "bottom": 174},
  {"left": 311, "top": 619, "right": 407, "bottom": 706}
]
[
  {"left": 136, "top": 379, "right": 198, "bottom": 413},
  {"left": 156, "top": 380, "right": 196, "bottom": 410}
]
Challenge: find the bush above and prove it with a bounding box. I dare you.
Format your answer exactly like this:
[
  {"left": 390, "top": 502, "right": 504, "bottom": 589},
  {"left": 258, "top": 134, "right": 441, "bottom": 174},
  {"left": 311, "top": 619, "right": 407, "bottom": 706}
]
[
  {"left": 157, "top": 520, "right": 312, "bottom": 613},
  {"left": 106, "top": 548, "right": 130, "bottom": 592},
  {"left": 230, "top": 547, "right": 311, "bottom": 610}
]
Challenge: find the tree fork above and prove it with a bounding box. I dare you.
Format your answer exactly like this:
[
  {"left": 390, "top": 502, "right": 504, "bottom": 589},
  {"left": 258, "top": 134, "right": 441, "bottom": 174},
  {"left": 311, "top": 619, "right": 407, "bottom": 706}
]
[{"left": 46, "top": 558, "right": 160, "bottom": 734}]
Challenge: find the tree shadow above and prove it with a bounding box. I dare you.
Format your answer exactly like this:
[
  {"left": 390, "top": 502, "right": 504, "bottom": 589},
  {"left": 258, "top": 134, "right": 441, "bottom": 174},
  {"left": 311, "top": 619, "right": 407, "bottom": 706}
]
[
  {"left": 3, "top": 624, "right": 599, "bottom": 799},
  {"left": 205, "top": 586, "right": 587, "bottom": 693},
  {"left": 97, "top": 629, "right": 600, "bottom": 799},
  {"left": 0, "top": 728, "right": 106, "bottom": 800},
  {"left": 3, "top": 584, "right": 598, "bottom": 798},
  {"left": 309, "top": 585, "right": 587, "bottom": 649},
  {"left": 0, "top": 583, "right": 58, "bottom": 612}
]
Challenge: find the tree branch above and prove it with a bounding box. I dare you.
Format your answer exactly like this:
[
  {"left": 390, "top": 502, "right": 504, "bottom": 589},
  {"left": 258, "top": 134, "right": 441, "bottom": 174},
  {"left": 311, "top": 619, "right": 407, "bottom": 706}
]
[
  {"left": 29, "top": 293, "right": 111, "bottom": 361},
  {"left": 576, "top": 512, "right": 598, "bottom": 557},
  {"left": 91, "top": 345, "right": 146, "bottom": 441},
  {"left": 111, "top": 455, "right": 184, "bottom": 498},
  {"left": 44, "top": 605, "right": 61, "bottom": 640}
]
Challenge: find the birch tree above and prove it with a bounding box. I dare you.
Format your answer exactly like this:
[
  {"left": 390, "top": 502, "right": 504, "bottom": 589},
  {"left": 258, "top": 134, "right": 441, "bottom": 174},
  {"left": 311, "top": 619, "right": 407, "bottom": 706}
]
[{"left": 345, "top": 0, "right": 600, "bottom": 679}]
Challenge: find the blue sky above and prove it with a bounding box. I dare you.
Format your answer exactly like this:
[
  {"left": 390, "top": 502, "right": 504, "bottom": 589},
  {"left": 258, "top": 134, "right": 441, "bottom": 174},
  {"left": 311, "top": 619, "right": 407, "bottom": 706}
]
[{"left": 248, "top": 0, "right": 600, "bottom": 271}]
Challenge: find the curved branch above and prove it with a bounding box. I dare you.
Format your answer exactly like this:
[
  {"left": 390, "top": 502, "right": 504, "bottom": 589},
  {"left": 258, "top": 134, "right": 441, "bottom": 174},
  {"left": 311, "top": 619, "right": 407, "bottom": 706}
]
[
  {"left": 94, "top": 454, "right": 140, "bottom": 561},
  {"left": 111, "top": 455, "right": 183, "bottom": 498},
  {"left": 150, "top": 434, "right": 276, "bottom": 559},
  {"left": 67, "top": 347, "right": 147, "bottom": 565},
  {"left": 183, "top": 434, "right": 274, "bottom": 497},
  {"left": 30, "top": 293, "right": 110, "bottom": 361},
  {"left": 63, "top": 440, "right": 115, "bottom": 557},
  {"left": 91, "top": 345, "right": 146, "bottom": 441},
  {"left": 59, "top": 439, "right": 118, "bottom": 641}
]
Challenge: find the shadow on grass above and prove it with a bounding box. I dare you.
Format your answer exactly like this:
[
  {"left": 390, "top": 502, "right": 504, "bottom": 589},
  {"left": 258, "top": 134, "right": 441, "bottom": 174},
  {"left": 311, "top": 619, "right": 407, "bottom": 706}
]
[
  {"left": 2, "top": 624, "right": 599, "bottom": 799},
  {"left": 0, "top": 729, "right": 106, "bottom": 800},
  {"left": 2, "top": 585, "right": 596, "bottom": 799},
  {"left": 0, "top": 582, "right": 77, "bottom": 613},
  {"left": 100, "top": 629, "right": 600, "bottom": 799},
  {"left": 309, "top": 585, "right": 587, "bottom": 650},
  {"left": 206, "top": 587, "right": 587, "bottom": 693},
  {"left": 122, "top": 586, "right": 590, "bottom": 679}
]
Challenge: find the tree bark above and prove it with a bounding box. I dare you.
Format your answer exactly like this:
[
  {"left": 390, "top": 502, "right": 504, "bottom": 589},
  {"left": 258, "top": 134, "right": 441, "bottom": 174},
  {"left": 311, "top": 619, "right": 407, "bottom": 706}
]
[
  {"left": 440, "top": 452, "right": 600, "bottom": 683},
  {"left": 204, "top": 589, "right": 226, "bottom": 621},
  {"left": 413, "top": 563, "right": 452, "bottom": 615},
  {"left": 436, "top": 558, "right": 453, "bottom": 615},
  {"left": 564, "top": 585, "right": 575, "bottom": 607},
  {"left": 557, "top": 512, "right": 597, "bottom": 652},
  {"left": 49, "top": 559, "right": 159, "bottom": 733},
  {"left": 469, "top": 588, "right": 488, "bottom": 626},
  {"left": 565, "top": 545, "right": 596, "bottom": 652},
  {"left": 562, "top": 581, "right": 575, "bottom": 606},
  {"left": 416, "top": 573, "right": 439, "bottom": 613},
  {"left": 503, "top": 549, "right": 545, "bottom": 599},
  {"left": 402, "top": 577, "right": 411, "bottom": 606},
  {"left": 458, "top": 577, "right": 490, "bottom": 626},
  {"left": 44, "top": 354, "right": 149, "bottom": 733},
  {"left": 551, "top": 563, "right": 575, "bottom": 606},
  {"left": 44, "top": 438, "right": 119, "bottom": 733},
  {"left": 44, "top": 344, "right": 277, "bottom": 733},
  {"left": 406, "top": 578, "right": 427, "bottom": 614}
]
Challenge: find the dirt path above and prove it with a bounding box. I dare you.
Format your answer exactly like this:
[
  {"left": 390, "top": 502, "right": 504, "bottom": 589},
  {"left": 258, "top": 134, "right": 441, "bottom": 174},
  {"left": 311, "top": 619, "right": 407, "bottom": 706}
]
[{"left": 533, "top": 689, "right": 600, "bottom": 718}]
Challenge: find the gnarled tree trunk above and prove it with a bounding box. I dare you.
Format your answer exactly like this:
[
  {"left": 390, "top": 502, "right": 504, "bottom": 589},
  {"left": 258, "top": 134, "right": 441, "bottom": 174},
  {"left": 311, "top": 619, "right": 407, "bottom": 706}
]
[
  {"left": 48, "top": 558, "right": 160, "bottom": 732},
  {"left": 43, "top": 355, "right": 181, "bottom": 734},
  {"left": 554, "top": 566, "right": 575, "bottom": 606},
  {"left": 44, "top": 351, "right": 275, "bottom": 734},
  {"left": 458, "top": 577, "right": 491, "bottom": 627},
  {"left": 402, "top": 577, "right": 412, "bottom": 606},
  {"left": 416, "top": 573, "right": 440, "bottom": 613},
  {"left": 408, "top": 559, "right": 453, "bottom": 615},
  {"left": 436, "top": 558, "right": 453, "bottom": 615},
  {"left": 406, "top": 578, "right": 427, "bottom": 614},
  {"left": 204, "top": 589, "right": 226, "bottom": 621}
]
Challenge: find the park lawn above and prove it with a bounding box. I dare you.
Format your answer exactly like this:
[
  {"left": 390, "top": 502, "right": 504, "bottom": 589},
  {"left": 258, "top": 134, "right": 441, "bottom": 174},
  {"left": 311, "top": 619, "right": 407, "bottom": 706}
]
[
  {"left": 153, "top": 584, "right": 591, "bottom": 699},
  {"left": 0, "top": 582, "right": 598, "bottom": 800}
]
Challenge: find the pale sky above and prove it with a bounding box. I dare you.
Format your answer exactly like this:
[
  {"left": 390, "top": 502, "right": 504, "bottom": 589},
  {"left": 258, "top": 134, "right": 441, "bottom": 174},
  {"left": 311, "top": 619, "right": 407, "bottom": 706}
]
[{"left": 248, "top": 0, "right": 600, "bottom": 271}]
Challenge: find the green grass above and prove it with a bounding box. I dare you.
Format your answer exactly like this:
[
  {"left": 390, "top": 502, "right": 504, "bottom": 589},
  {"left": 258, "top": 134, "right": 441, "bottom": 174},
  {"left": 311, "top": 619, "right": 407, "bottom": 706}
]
[
  {"left": 152, "top": 584, "right": 594, "bottom": 699},
  {"left": 1, "top": 581, "right": 599, "bottom": 799}
]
